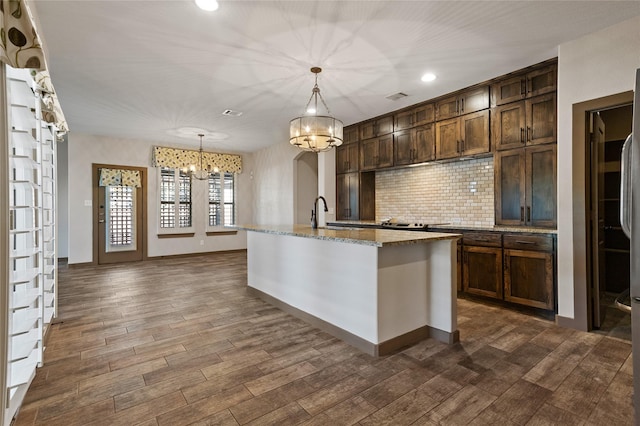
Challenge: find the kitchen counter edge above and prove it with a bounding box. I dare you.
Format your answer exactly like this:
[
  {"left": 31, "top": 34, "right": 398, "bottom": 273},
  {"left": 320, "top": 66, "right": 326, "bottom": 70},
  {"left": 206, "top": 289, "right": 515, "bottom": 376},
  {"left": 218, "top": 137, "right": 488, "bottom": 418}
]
[{"left": 231, "top": 224, "right": 461, "bottom": 247}]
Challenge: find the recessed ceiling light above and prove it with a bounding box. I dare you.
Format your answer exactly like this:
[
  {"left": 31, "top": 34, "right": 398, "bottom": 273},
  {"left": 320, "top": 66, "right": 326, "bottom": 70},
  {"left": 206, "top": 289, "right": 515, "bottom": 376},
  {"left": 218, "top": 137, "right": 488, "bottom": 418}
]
[
  {"left": 195, "top": 0, "right": 219, "bottom": 11},
  {"left": 421, "top": 73, "right": 436, "bottom": 82}
]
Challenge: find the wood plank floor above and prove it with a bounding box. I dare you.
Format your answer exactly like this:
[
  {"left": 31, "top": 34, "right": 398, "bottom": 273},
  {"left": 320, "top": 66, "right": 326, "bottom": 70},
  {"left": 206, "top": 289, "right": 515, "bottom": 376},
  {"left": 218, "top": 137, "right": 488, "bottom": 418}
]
[{"left": 14, "top": 251, "right": 633, "bottom": 425}]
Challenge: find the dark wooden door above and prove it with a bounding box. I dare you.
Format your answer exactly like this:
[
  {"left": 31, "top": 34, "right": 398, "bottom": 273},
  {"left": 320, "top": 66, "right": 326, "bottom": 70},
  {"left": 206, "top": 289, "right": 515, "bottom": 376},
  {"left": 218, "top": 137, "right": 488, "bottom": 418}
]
[
  {"left": 495, "top": 149, "right": 526, "bottom": 226},
  {"left": 360, "top": 138, "right": 379, "bottom": 171},
  {"left": 459, "top": 86, "right": 489, "bottom": 115},
  {"left": 394, "top": 129, "right": 413, "bottom": 166},
  {"left": 463, "top": 246, "right": 503, "bottom": 299},
  {"left": 460, "top": 110, "right": 489, "bottom": 156},
  {"left": 336, "top": 143, "right": 359, "bottom": 173},
  {"left": 527, "top": 65, "right": 557, "bottom": 98},
  {"left": 377, "top": 134, "right": 394, "bottom": 168},
  {"left": 436, "top": 95, "right": 459, "bottom": 121},
  {"left": 493, "top": 101, "right": 526, "bottom": 151},
  {"left": 336, "top": 172, "right": 359, "bottom": 220},
  {"left": 493, "top": 75, "right": 526, "bottom": 106},
  {"left": 526, "top": 93, "right": 556, "bottom": 145},
  {"left": 526, "top": 144, "right": 557, "bottom": 227},
  {"left": 94, "top": 165, "right": 146, "bottom": 264},
  {"left": 414, "top": 103, "right": 435, "bottom": 126},
  {"left": 436, "top": 118, "right": 460, "bottom": 160},
  {"left": 504, "top": 249, "right": 554, "bottom": 310},
  {"left": 414, "top": 124, "right": 435, "bottom": 163},
  {"left": 343, "top": 126, "right": 359, "bottom": 145},
  {"left": 376, "top": 116, "right": 394, "bottom": 136},
  {"left": 394, "top": 110, "right": 414, "bottom": 131}
]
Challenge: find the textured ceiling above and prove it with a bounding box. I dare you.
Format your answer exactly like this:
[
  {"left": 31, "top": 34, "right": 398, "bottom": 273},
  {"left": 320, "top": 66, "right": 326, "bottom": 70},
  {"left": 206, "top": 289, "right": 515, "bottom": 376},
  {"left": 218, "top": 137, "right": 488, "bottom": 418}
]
[{"left": 30, "top": 0, "right": 640, "bottom": 153}]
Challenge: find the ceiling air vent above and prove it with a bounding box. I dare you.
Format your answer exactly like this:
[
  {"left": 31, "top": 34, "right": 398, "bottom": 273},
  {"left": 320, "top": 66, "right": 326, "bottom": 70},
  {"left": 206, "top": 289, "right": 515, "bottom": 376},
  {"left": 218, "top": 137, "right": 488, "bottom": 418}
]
[
  {"left": 386, "top": 92, "right": 408, "bottom": 101},
  {"left": 222, "top": 109, "right": 243, "bottom": 117}
]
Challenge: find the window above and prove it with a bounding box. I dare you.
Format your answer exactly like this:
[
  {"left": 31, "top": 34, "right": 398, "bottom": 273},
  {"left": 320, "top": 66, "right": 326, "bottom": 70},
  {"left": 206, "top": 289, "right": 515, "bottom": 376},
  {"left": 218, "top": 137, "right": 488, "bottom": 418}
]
[
  {"left": 159, "top": 168, "right": 192, "bottom": 229},
  {"left": 208, "top": 172, "right": 235, "bottom": 227}
]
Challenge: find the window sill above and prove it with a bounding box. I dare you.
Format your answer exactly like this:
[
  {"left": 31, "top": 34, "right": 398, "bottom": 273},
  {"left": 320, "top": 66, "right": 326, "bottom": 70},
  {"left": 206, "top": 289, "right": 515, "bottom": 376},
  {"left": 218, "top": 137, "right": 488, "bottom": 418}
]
[
  {"left": 157, "top": 233, "right": 196, "bottom": 239},
  {"left": 206, "top": 230, "right": 238, "bottom": 236}
]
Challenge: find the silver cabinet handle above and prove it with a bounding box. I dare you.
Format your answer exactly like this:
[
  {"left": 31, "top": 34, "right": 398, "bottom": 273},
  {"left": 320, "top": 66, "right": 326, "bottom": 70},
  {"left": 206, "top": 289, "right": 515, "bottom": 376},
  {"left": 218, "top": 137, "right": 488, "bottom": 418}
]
[{"left": 620, "top": 134, "right": 632, "bottom": 238}]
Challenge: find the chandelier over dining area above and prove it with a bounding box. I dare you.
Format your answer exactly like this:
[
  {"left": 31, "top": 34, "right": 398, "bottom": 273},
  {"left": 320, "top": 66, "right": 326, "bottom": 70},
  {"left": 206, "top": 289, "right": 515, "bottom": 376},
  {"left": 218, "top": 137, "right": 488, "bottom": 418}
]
[{"left": 289, "top": 67, "right": 343, "bottom": 152}]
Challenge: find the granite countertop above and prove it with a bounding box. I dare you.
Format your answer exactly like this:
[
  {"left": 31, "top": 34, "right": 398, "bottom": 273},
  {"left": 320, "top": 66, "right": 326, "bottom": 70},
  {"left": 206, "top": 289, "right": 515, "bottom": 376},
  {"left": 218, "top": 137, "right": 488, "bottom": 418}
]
[
  {"left": 232, "top": 224, "right": 461, "bottom": 247},
  {"left": 327, "top": 221, "right": 557, "bottom": 235}
]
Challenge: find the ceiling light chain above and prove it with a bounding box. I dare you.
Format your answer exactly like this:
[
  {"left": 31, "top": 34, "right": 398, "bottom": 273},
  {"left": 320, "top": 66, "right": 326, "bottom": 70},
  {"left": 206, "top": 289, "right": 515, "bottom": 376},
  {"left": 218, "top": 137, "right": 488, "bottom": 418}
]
[{"left": 289, "top": 67, "right": 343, "bottom": 153}]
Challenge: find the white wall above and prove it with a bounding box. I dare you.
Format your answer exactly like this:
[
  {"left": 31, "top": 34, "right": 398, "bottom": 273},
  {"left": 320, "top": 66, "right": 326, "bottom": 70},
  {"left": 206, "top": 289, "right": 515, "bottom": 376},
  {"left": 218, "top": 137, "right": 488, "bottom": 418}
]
[
  {"left": 557, "top": 16, "right": 640, "bottom": 324},
  {"left": 295, "top": 151, "right": 318, "bottom": 224},
  {"left": 67, "top": 133, "right": 252, "bottom": 264},
  {"left": 56, "top": 139, "right": 69, "bottom": 258}
]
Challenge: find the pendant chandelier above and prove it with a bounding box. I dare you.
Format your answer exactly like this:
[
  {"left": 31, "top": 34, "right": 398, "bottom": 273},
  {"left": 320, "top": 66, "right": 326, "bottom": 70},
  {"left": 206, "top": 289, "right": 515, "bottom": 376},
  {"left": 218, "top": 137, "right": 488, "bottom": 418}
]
[
  {"left": 182, "top": 133, "right": 218, "bottom": 180},
  {"left": 289, "top": 67, "right": 343, "bottom": 152}
]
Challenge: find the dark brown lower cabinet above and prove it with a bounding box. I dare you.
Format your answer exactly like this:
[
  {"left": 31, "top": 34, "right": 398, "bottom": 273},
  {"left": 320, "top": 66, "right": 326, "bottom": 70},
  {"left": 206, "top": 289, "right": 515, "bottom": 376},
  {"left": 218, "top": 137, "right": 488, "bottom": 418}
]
[
  {"left": 463, "top": 245, "right": 503, "bottom": 299},
  {"left": 503, "top": 234, "right": 555, "bottom": 310}
]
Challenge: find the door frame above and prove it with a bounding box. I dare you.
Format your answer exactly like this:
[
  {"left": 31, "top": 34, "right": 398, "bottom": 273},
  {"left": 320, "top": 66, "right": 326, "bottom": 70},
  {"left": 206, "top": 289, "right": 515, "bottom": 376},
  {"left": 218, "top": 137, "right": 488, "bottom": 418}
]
[
  {"left": 92, "top": 163, "right": 148, "bottom": 265},
  {"left": 577, "top": 91, "right": 633, "bottom": 330}
]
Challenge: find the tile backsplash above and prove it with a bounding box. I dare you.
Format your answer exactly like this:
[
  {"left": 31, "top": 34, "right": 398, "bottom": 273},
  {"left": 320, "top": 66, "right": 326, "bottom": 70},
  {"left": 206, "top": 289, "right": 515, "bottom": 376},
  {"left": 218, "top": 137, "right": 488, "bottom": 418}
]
[{"left": 375, "top": 157, "right": 494, "bottom": 227}]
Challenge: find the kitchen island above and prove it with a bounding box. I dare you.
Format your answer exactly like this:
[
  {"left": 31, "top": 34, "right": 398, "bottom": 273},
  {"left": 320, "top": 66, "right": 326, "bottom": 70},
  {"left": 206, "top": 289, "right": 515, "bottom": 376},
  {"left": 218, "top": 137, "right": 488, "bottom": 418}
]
[{"left": 235, "top": 225, "right": 461, "bottom": 356}]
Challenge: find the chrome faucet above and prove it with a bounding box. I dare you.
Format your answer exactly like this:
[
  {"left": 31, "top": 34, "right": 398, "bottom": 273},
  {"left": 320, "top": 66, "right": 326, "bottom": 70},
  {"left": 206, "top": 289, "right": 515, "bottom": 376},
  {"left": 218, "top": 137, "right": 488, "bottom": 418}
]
[{"left": 311, "top": 196, "right": 328, "bottom": 229}]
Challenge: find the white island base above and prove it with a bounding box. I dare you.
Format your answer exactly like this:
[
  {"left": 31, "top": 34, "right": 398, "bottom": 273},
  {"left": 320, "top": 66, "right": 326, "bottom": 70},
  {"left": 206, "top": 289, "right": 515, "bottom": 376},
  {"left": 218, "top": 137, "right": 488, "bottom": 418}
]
[{"left": 243, "top": 226, "right": 460, "bottom": 356}]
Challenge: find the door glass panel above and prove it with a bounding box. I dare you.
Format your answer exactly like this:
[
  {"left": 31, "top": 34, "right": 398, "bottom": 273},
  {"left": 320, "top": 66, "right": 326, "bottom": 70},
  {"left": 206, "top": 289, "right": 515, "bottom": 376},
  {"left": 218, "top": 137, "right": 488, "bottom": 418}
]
[{"left": 105, "top": 185, "right": 136, "bottom": 252}]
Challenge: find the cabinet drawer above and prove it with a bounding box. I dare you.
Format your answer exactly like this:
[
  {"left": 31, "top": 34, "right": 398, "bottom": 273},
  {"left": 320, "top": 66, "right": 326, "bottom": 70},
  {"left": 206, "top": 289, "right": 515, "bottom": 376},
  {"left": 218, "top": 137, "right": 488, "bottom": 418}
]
[
  {"left": 503, "top": 234, "right": 553, "bottom": 251},
  {"left": 463, "top": 232, "right": 502, "bottom": 247}
]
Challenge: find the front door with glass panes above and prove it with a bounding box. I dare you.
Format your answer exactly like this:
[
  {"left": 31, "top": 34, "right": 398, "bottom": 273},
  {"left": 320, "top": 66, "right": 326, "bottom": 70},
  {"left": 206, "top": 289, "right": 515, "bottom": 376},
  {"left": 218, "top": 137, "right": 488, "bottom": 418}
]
[{"left": 94, "top": 165, "right": 145, "bottom": 264}]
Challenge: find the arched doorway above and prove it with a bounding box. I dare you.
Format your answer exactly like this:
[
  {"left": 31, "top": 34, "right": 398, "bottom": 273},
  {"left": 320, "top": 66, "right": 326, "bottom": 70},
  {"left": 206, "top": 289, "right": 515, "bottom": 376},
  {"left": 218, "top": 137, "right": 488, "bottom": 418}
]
[{"left": 294, "top": 151, "right": 318, "bottom": 224}]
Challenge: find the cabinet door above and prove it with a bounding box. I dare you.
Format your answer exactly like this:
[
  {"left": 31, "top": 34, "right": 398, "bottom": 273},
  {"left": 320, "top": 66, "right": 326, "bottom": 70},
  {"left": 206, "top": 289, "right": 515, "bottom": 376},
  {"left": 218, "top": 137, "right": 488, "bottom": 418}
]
[
  {"left": 435, "top": 118, "right": 460, "bottom": 160},
  {"left": 493, "top": 75, "right": 526, "bottom": 106},
  {"left": 336, "top": 143, "right": 359, "bottom": 173},
  {"left": 414, "top": 103, "right": 435, "bottom": 126},
  {"left": 526, "top": 93, "right": 556, "bottom": 146},
  {"left": 493, "top": 102, "right": 526, "bottom": 151},
  {"left": 460, "top": 110, "right": 489, "bottom": 156},
  {"left": 414, "top": 124, "right": 435, "bottom": 163},
  {"left": 360, "top": 121, "right": 376, "bottom": 140},
  {"left": 436, "top": 95, "right": 459, "bottom": 121},
  {"left": 460, "top": 86, "right": 489, "bottom": 115},
  {"left": 526, "top": 144, "right": 557, "bottom": 227},
  {"left": 343, "top": 126, "right": 359, "bottom": 145},
  {"left": 394, "top": 110, "right": 414, "bottom": 131},
  {"left": 394, "top": 129, "right": 413, "bottom": 166},
  {"left": 377, "top": 134, "right": 394, "bottom": 168},
  {"left": 495, "top": 149, "right": 526, "bottom": 226},
  {"left": 360, "top": 138, "right": 379, "bottom": 171},
  {"left": 376, "top": 116, "right": 394, "bottom": 136},
  {"left": 463, "top": 246, "right": 503, "bottom": 299},
  {"left": 504, "top": 249, "right": 554, "bottom": 310},
  {"left": 527, "top": 65, "right": 556, "bottom": 98},
  {"left": 336, "top": 173, "right": 359, "bottom": 220}
]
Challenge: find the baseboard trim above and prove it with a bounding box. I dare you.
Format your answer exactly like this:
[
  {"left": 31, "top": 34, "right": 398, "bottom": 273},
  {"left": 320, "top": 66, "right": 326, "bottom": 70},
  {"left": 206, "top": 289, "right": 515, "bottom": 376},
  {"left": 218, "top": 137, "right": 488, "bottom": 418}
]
[
  {"left": 248, "top": 286, "right": 457, "bottom": 357},
  {"left": 147, "top": 249, "right": 247, "bottom": 261}
]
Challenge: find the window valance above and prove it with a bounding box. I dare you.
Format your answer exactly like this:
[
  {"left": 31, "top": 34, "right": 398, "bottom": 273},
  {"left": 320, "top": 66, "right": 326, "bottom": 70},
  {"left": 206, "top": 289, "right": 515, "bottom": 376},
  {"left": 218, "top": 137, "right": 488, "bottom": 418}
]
[
  {"left": 35, "top": 70, "right": 69, "bottom": 133},
  {"left": 0, "top": 0, "right": 45, "bottom": 70},
  {"left": 152, "top": 146, "right": 242, "bottom": 174},
  {"left": 99, "top": 168, "right": 142, "bottom": 188}
]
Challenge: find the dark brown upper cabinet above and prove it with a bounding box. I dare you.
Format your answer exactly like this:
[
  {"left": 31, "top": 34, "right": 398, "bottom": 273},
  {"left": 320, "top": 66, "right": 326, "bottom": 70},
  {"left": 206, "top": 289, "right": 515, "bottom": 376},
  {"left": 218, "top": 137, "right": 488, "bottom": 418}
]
[
  {"left": 394, "top": 103, "right": 435, "bottom": 131},
  {"left": 336, "top": 142, "right": 359, "bottom": 174},
  {"left": 494, "top": 144, "right": 557, "bottom": 228},
  {"left": 394, "top": 124, "right": 435, "bottom": 166},
  {"left": 359, "top": 116, "right": 394, "bottom": 140},
  {"left": 436, "top": 110, "right": 490, "bottom": 160},
  {"left": 493, "top": 64, "right": 557, "bottom": 106},
  {"left": 343, "top": 125, "right": 359, "bottom": 145},
  {"left": 360, "top": 134, "right": 393, "bottom": 171},
  {"left": 436, "top": 86, "right": 490, "bottom": 121},
  {"left": 493, "top": 93, "right": 556, "bottom": 150}
]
